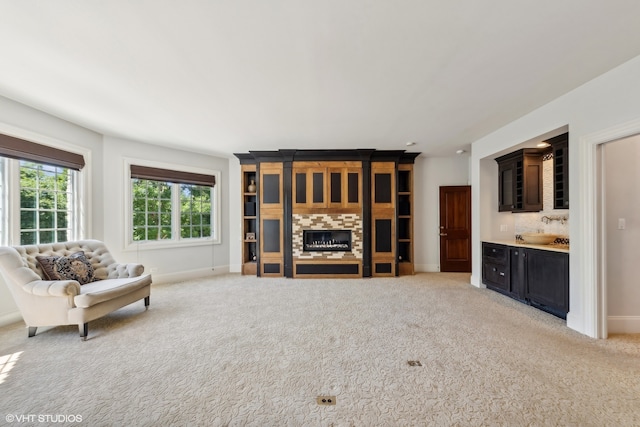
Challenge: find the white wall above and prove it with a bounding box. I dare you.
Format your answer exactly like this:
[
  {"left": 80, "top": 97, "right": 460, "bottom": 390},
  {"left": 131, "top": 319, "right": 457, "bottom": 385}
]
[
  {"left": 603, "top": 135, "right": 640, "bottom": 333},
  {"left": 471, "top": 53, "right": 640, "bottom": 338},
  {"left": 101, "top": 136, "right": 231, "bottom": 282},
  {"left": 414, "top": 154, "right": 470, "bottom": 272},
  {"left": 0, "top": 96, "right": 103, "bottom": 325},
  {"left": 0, "top": 96, "right": 234, "bottom": 326}
]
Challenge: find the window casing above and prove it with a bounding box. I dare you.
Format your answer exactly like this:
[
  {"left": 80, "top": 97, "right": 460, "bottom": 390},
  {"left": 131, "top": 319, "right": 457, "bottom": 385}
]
[
  {"left": 1, "top": 157, "right": 81, "bottom": 246},
  {"left": 126, "top": 160, "right": 220, "bottom": 249}
]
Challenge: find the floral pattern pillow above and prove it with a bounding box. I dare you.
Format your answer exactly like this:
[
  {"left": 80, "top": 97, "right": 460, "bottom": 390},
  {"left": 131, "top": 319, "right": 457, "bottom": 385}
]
[{"left": 36, "top": 251, "right": 96, "bottom": 285}]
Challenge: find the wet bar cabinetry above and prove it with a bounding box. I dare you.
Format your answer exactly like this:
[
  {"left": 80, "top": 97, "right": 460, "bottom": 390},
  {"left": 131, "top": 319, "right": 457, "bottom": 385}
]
[
  {"left": 482, "top": 242, "right": 569, "bottom": 319},
  {"left": 496, "top": 149, "right": 544, "bottom": 212},
  {"left": 547, "top": 133, "right": 569, "bottom": 209}
]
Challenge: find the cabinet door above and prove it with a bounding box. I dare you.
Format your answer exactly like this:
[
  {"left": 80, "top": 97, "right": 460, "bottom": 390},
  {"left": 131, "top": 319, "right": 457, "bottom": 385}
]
[
  {"left": 259, "top": 163, "right": 284, "bottom": 276},
  {"left": 371, "top": 162, "right": 396, "bottom": 276},
  {"left": 260, "top": 215, "right": 283, "bottom": 276},
  {"left": 521, "top": 154, "right": 543, "bottom": 211},
  {"left": 498, "top": 161, "right": 515, "bottom": 212},
  {"left": 372, "top": 165, "right": 395, "bottom": 209},
  {"left": 292, "top": 164, "right": 326, "bottom": 209},
  {"left": 525, "top": 248, "right": 569, "bottom": 318},
  {"left": 260, "top": 163, "right": 283, "bottom": 211},
  {"left": 509, "top": 248, "right": 525, "bottom": 300}
]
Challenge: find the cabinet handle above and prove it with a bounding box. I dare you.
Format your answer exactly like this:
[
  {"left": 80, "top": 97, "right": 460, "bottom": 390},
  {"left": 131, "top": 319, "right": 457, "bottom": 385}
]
[
  {"left": 440, "top": 233, "right": 447, "bottom": 236},
  {"left": 514, "top": 251, "right": 518, "bottom": 255},
  {"left": 492, "top": 267, "right": 497, "bottom": 272},
  {"left": 499, "top": 272, "right": 505, "bottom": 276}
]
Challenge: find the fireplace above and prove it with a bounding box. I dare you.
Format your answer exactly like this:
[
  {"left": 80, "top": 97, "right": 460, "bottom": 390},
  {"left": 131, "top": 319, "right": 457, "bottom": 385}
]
[{"left": 303, "top": 229, "right": 352, "bottom": 252}]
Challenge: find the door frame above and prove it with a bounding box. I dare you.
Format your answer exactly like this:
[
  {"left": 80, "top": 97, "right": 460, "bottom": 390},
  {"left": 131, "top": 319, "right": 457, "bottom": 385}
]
[
  {"left": 439, "top": 185, "right": 472, "bottom": 272},
  {"left": 580, "top": 117, "right": 640, "bottom": 338}
]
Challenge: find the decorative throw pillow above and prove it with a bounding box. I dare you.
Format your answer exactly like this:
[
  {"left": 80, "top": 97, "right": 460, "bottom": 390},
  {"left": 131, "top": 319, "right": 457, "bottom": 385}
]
[
  {"left": 54, "top": 252, "right": 96, "bottom": 285},
  {"left": 36, "top": 255, "right": 61, "bottom": 280},
  {"left": 36, "top": 252, "right": 96, "bottom": 285}
]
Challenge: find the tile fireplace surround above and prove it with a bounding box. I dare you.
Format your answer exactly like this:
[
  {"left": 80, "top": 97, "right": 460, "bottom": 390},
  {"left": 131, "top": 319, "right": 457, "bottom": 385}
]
[{"left": 292, "top": 213, "right": 363, "bottom": 260}]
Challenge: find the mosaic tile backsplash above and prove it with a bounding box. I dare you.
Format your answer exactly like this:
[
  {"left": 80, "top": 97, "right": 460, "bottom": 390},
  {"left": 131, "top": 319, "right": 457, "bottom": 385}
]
[{"left": 513, "top": 157, "right": 569, "bottom": 243}]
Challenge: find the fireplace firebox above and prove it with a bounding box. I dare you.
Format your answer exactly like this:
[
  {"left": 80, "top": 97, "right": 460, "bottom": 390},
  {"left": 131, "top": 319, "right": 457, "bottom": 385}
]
[{"left": 303, "top": 230, "right": 352, "bottom": 252}]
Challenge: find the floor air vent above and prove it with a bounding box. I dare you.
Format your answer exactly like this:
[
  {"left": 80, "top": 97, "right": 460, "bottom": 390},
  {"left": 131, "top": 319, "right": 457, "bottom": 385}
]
[{"left": 407, "top": 360, "right": 422, "bottom": 366}]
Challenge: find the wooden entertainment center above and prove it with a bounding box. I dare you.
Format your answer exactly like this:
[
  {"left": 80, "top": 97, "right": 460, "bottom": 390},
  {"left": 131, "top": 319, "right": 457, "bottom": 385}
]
[{"left": 234, "top": 149, "right": 419, "bottom": 278}]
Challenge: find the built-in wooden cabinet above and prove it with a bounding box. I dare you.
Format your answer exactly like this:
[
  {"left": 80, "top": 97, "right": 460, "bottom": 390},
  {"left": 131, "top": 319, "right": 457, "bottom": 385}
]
[
  {"left": 496, "top": 149, "right": 544, "bottom": 212},
  {"left": 235, "top": 150, "right": 418, "bottom": 279},
  {"left": 292, "top": 161, "right": 361, "bottom": 212}
]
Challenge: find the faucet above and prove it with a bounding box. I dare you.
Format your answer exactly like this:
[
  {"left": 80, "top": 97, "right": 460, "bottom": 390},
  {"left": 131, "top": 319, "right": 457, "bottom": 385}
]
[{"left": 541, "top": 215, "right": 568, "bottom": 225}]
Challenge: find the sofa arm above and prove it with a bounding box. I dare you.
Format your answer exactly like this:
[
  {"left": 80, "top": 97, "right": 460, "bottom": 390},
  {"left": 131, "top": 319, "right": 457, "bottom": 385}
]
[
  {"left": 110, "top": 263, "right": 145, "bottom": 278},
  {"left": 23, "top": 279, "right": 81, "bottom": 298}
]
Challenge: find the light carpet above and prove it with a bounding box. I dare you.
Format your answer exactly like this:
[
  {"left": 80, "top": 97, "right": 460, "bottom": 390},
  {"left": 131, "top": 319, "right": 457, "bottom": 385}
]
[{"left": 0, "top": 273, "right": 639, "bottom": 426}]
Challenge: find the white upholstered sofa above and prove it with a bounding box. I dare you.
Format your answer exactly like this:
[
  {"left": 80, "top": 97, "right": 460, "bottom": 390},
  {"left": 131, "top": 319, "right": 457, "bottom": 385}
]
[{"left": 0, "top": 240, "right": 151, "bottom": 340}]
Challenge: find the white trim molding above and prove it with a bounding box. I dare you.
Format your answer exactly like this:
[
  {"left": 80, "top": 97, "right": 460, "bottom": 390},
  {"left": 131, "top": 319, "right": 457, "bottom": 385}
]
[
  {"left": 573, "top": 117, "right": 640, "bottom": 338},
  {"left": 122, "top": 157, "right": 222, "bottom": 251}
]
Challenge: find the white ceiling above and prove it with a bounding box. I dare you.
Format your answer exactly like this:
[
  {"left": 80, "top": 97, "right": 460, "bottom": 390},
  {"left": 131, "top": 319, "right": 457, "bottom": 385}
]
[{"left": 2, "top": 1, "right": 640, "bottom": 159}]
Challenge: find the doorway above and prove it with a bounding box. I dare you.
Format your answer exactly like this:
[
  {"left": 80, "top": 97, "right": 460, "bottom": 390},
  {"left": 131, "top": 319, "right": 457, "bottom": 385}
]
[
  {"left": 439, "top": 185, "right": 471, "bottom": 272},
  {"left": 602, "top": 135, "right": 640, "bottom": 334},
  {"left": 579, "top": 117, "right": 640, "bottom": 338}
]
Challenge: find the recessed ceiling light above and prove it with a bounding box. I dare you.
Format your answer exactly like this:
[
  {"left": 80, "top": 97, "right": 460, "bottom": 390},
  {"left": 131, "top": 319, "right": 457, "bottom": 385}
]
[
  {"left": 456, "top": 149, "right": 466, "bottom": 154},
  {"left": 537, "top": 142, "right": 550, "bottom": 148},
  {"left": 406, "top": 141, "right": 416, "bottom": 146}
]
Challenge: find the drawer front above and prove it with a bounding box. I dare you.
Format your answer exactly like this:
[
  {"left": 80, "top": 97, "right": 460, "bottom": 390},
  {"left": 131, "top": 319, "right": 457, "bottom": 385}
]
[
  {"left": 482, "top": 243, "right": 508, "bottom": 263},
  {"left": 483, "top": 261, "right": 509, "bottom": 291}
]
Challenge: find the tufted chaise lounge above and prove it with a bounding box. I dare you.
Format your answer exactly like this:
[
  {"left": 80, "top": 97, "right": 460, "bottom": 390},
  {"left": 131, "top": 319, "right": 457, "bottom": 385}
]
[{"left": 0, "top": 240, "right": 151, "bottom": 340}]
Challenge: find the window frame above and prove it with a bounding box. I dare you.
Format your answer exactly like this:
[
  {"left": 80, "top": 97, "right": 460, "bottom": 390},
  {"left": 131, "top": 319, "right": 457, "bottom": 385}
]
[
  {"left": 0, "top": 129, "right": 89, "bottom": 246},
  {"left": 16, "top": 160, "right": 79, "bottom": 245},
  {"left": 124, "top": 158, "right": 221, "bottom": 251}
]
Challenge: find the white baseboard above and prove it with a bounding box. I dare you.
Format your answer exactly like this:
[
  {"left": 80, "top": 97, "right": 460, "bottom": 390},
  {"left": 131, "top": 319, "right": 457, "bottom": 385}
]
[
  {"left": 608, "top": 316, "right": 640, "bottom": 334},
  {"left": 415, "top": 263, "right": 440, "bottom": 272},
  {"left": 151, "top": 265, "right": 231, "bottom": 285},
  {"left": 0, "top": 311, "right": 23, "bottom": 328}
]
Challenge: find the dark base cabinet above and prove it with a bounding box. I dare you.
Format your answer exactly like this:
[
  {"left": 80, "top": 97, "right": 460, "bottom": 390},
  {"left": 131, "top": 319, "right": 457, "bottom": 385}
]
[
  {"left": 482, "top": 243, "right": 510, "bottom": 294},
  {"left": 525, "top": 248, "right": 569, "bottom": 319},
  {"left": 482, "top": 242, "right": 569, "bottom": 319}
]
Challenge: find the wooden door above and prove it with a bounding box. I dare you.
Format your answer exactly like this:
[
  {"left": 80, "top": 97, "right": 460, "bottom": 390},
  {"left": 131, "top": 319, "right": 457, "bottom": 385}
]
[{"left": 439, "top": 185, "right": 471, "bottom": 272}]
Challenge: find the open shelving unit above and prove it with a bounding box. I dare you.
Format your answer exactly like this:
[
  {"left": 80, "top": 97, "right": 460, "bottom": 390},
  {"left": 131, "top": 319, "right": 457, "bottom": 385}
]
[
  {"left": 241, "top": 164, "right": 257, "bottom": 275},
  {"left": 397, "top": 164, "right": 414, "bottom": 275}
]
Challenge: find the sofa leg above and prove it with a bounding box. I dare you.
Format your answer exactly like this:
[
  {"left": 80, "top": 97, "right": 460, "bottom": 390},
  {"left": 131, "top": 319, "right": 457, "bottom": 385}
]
[
  {"left": 144, "top": 296, "right": 150, "bottom": 310},
  {"left": 79, "top": 323, "right": 88, "bottom": 341},
  {"left": 28, "top": 326, "right": 37, "bottom": 338}
]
